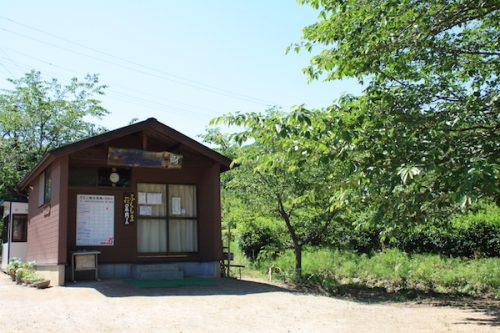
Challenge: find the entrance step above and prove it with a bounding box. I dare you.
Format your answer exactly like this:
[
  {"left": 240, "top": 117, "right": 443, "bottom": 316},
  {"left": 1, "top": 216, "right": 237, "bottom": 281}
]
[{"left": 132, "top": 264, "right": 184, "bottom": 280}]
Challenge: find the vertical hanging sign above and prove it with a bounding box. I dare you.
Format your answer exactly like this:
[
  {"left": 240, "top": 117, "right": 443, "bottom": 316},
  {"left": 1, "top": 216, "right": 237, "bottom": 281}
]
[{"left": 123, "top": 193, "right": 136, "bottom": 225}]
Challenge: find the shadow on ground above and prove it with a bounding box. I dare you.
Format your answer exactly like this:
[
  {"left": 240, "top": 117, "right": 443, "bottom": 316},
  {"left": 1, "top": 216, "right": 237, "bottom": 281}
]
[
  {"left": 296, "top": 282, "right": 500, "bottom": 328},
  {"left": 64, "top": 276, "right": 499, "bottom": 328},
  {"left": 65, "top": 277, "right": 291, "bottom": 298}
]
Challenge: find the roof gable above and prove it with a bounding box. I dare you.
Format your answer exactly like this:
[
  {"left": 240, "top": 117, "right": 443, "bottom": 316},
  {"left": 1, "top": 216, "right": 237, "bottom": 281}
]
[{"left": 18, "top": 118, "right": 232, "bottom": 190}]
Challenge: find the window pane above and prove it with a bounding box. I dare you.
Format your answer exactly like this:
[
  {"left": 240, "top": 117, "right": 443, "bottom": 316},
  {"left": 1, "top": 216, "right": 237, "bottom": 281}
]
[
  {"left": 69, "top": 167, "right": 98, "bottom": 187},
  {"left": 12, "top": 215, "right": 27, "bottom": 242},
  {"left": 44, "top": 171, "right": 52, "bottom": 203},
  {"left": 168, "top": 185, "right": 196, "bottom": 217},
  {"left": 169, "top": 219, "right": 197, "bottom": 252},
  {"left": 38, "top": 173, "right": 45, "bottom": 207},
  {"left": 137, "top": 183, "right": 166, "bottom": 217},
  {"left": 137, "top": 219, "right": 167, "bottom": 252}
]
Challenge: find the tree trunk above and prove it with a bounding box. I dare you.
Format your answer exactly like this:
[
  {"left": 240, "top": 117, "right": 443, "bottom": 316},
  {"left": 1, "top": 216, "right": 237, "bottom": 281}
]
[
  {"left": 294, "top": 244, "right": 302, "bottom": 278},
  {"left": 275, "top": 192, "right": 302, "bottom": 279}
]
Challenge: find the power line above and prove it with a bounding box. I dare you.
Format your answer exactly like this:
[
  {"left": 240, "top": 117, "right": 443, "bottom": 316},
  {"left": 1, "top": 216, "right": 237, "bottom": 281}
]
[
  {"left": 0, "top": 45, "right": 224, "bottom": 115},
  {"left": 0, "top": 62, "right": 14, "bottom": 77},
  {"left": 0, "top": 55, "right": 233, "bottom": 118},
  {"left": 0, "top": 47, "right": 23, "bottom": 74},
  {"left": 0, "top": 16, "right": 276, "bottom": 106}
]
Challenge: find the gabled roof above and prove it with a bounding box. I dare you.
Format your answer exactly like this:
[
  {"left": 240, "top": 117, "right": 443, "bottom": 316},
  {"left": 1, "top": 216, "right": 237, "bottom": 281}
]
[{"left": 18, "top": 118, "right": 232, "bottom": 191}]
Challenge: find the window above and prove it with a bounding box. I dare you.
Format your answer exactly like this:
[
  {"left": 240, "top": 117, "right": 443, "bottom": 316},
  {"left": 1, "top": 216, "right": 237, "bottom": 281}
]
[
  {"left": 38, "top": 170, "right": 51, "bottom": 207},
  {"left": 137, "top": 183, "right": 197, "bottom": 253},
  {"left": 12, "top": 215, "right": 27, "bottom": 242},
  {"left": 68, "top": 167, "right": 131, "bottom": 187},
  {"left": 168, "top": 185, "right": 197, "bottom": 252},
  {"left": 137, "top": 184, "right": 167, "bottom": 253},
  {"left": 69, "top": 167, "right": 98, "bottom": 187}
]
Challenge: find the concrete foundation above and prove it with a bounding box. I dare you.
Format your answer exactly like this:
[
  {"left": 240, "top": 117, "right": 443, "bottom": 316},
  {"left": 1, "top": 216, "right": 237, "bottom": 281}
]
[
  {"left": 36, "top": 264, "right": 65, "bottom": 286},
  {"left": 84, "top": 261, "right": 220, "bottom": 280}
]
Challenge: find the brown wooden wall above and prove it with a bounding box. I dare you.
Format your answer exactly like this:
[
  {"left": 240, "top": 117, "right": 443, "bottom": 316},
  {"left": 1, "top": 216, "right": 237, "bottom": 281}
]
[{"left": 26, "top": 158, "right": 65, "bottom": 265}]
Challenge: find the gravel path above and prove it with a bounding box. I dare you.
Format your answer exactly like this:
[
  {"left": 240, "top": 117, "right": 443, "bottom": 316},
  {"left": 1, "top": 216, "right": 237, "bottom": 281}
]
[{"left": 0, "top": 273, "right": 497, "bottom": 332}]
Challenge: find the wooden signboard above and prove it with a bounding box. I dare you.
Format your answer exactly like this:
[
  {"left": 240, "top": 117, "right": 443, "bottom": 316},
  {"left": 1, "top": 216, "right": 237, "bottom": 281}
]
[
  {"left": 123, "top": 192, "right": 136, "bottom": 225},
  {"left": 108, "top": 147, "right": 183, "bottom": 168},
  {"left": 75, "top": 253, "right": 97, "bottom": 269}
]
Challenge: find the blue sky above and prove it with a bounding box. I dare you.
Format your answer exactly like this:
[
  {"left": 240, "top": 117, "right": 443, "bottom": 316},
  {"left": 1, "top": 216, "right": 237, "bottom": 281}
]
[{"left": 0, "top": 1, "right": 362, "bottom": 141}]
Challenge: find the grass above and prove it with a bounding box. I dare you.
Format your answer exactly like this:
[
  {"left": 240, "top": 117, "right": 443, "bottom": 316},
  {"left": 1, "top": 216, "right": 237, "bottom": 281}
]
[{"left": 247, "top": 248, "right": 500, "bottom": 298}]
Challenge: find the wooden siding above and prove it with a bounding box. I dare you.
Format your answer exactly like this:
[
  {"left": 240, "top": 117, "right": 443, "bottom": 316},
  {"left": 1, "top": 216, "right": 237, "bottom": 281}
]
[
  {"left": 26, "top": 159, "right": 63, "bottom": 265},
  {"left": 198, "top": 163, "right": 223, "bottom": 261}
]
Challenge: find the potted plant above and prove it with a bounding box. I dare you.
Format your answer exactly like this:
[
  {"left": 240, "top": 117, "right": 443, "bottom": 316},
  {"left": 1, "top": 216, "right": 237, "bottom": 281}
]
[
  {"left": 5, "top": 257, "right": 22, "bottom": 281},
  {"left": 15, "top": 268, "right": 30, "bottom": 284},
  {"left": 24, "top": 271, "right": 50, "bottom": 289}
]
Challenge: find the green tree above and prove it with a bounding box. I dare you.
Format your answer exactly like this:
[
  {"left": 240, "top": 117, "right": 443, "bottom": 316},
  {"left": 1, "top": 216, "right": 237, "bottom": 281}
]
[
  {"left": 0, "top": 70, "right": 108, "bottom": 197},
  {"left": 211, "top": 107, "right": 354, "bottom": 276},
  {"left": 290, "top": 0, "right": 499, "bottom": 221}
]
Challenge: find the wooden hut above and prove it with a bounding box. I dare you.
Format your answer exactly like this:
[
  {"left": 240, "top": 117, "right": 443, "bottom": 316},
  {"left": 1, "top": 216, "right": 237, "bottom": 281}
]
[{"left": 17, "top": 118, "right": 231, "bottom": 285}]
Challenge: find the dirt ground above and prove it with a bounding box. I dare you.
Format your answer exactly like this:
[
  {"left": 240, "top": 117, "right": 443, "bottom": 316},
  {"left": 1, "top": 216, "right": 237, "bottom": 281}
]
[{"left": 0, "top": 273, "right": 498, "bottom": 333}]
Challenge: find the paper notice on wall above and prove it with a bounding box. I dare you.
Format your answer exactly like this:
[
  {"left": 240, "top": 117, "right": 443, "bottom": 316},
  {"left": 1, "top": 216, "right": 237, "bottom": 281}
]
[
  {"left": 76, "top": 195, "right": 114, "bottom": 246},
  {"left": 172, "top": 197, "right": 181, "bottom": 215},
  {"left": 139, "top": 205, "right": 153, "bottom": 216},
  {"left": 138, "top": 192, "right": 147, "bottom": 204},
  {"left": 146, "top": 192, "right": 162, "bottom": 205}
]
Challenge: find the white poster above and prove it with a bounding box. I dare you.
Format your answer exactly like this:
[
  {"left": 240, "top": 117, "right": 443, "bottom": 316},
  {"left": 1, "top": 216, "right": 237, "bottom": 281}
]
[
  {"left": 146, "top": 192, "right": 163, "bottom": 205},
  {"left": 139, "top": 205, "right": 153, "bottom": 216},
  {"left": 171, "top": 197, "right": 181, "bottom": 215},
  {"left": 76, "top": 195, "right": 114, "bottom": 246},
  {"left": 138, "top": 192, "right": 147, "bottom": 204}
]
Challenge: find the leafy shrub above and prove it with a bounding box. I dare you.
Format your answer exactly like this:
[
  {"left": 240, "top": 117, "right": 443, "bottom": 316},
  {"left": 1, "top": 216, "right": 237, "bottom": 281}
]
[
  {"left": 5, "top": 258, "right": 34, "bottom": 276},
  {"left": 325, "top": 203, "right": 499, "bottom": 257},
  {"left": 238, "top": 217, "right": 284, "bottom": 261},
  {"left": 6, "top": 258, "right": 38, "bottom": 284},
  {"left": 23, "top": 271, "right": 44, "bottom": 284},
  {"left": 15, "top": 267, "right": 30, "bottom": 283},
  {"left": 6, "top": 257, "right": 22, "bottom": 274}
]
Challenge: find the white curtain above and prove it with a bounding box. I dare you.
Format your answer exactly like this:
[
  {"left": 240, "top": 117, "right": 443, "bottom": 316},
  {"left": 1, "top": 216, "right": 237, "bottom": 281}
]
[
  {"left": 138, "top": 219, "right": 167, "bottom": 253},
  {"left": 137, "top": 184, "right": 167, "bottom": 252},
  {"left": 168, "top": 185, "right": 196, "bottom": 217},
  {"left": 169, "top": 219, "right": 197, "bottom": 252}
]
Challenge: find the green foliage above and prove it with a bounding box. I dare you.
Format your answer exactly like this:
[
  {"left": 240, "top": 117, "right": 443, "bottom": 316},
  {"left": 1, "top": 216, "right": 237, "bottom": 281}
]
[
  {"left": 325, "top": 202, "right": 499, "bottom": 257},
  {"left": 5, "top": 257, "right": 23, "bottom": 276},
  {"left": 207, "top": 2, "right": 500, "bottom": 286},
  {"left": 23, "top": 271, "right": 45, "bottom": 283},
  {"left": 238, "top": 217, "right": 284, "bottom": 261},
  {"left": 6, "top": 258, "right": 35, "bottom": 281},
  {"left": 288, "top": 0, "right": 500, "bottom": 222},
  {"left": 5, "top": 257, "right": 34, "bottom": 273},
  {"left": 15, "top": 267, "right": 30, "bottom": 282},
  {"left": 0, "top": 70, "right": 108, "bottom": 197},
  {"left": 261, "top": 248, "right": 500, "bottom": 297},
  {"left": 452, "top": 202, "right": 500, "bottom": 228},
  {"left": 5, "top": 258, "right": 45, "bottom": 284},
  {"left": 209, "top": 107, "right": 353, "bottom": 274}
]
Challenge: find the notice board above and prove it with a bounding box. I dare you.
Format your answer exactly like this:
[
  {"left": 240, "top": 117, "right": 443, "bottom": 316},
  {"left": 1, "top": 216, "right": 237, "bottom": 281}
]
[{"left": 76, "top": 194, "right": 115, "bottom": 246}]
